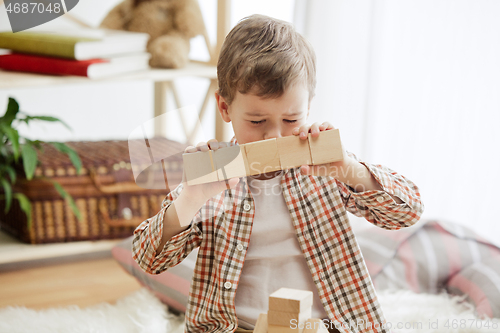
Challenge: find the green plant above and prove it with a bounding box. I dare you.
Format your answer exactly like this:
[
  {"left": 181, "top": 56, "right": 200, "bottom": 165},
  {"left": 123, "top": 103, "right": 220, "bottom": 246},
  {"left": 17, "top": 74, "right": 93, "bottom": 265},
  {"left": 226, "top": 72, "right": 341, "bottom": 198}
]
[{"left": 0, "top": 97, "right": 82, "bottom": 227}]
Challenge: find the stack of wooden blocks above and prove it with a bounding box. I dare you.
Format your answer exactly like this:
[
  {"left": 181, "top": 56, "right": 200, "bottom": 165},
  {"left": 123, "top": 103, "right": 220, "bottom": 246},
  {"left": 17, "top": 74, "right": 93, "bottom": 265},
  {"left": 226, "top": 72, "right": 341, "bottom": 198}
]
[
  {"left": 183, "top": 129, "right": 343, "bottom": 185},
  {"left": 253, "top": 288, "right": 329, "bottom": 333}
]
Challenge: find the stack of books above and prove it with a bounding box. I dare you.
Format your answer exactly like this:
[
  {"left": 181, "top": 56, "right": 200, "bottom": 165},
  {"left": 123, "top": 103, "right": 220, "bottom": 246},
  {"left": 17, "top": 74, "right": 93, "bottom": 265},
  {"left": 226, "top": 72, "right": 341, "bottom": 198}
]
[{"left": 0, "top": 28, "right": 151, "bottom": 79}]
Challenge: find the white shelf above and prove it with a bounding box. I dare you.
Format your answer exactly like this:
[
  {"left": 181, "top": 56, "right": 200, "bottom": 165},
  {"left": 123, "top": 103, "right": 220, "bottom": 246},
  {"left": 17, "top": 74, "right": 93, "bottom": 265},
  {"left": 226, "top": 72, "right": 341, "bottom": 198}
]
[
  {"left": 0, "top": 62, "right": 217, "bottom": 89},
  {"left": 0, "top": 229, "right": 122, "bottom": 266}
]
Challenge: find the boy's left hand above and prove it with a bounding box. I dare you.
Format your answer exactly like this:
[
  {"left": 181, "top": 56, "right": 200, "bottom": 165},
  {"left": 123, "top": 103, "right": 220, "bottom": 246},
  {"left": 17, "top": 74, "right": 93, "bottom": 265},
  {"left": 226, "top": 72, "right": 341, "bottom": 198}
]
[
  {"left": 292, "top": 121, "right": 334, "bottom": 140},
  {"left": 294, "top": 122, "right": 389, "bottom": 196},
  {"left": 292, "top": 121, "right": 352, "bottom": 178}
]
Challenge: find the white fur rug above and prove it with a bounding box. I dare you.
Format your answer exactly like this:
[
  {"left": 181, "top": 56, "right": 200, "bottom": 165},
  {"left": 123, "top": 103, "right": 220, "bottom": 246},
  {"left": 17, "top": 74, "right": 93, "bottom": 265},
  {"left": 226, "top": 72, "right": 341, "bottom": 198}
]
[
  {"left": 0, "top": 289, "right": 185, "bottom": 333},
  {"left": 0, "top": 288, "right": 497, "bottom": 333}
]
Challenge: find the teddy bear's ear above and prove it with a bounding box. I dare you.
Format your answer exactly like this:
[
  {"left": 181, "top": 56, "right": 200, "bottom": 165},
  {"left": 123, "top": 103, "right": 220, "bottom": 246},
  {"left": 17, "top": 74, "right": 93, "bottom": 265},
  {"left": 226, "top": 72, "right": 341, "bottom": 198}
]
[
  {"left": 174, "top": 0, "right": 207, "bottom": 38},
  {"left": 99, "top": 0, "right": 134, "bottom": 29}
]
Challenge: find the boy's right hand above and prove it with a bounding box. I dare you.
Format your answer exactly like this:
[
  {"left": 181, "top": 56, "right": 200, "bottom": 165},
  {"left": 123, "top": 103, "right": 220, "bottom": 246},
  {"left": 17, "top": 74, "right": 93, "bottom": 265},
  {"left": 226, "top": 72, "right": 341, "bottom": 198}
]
[{"left": 181, "top": 139, "right": 240, "bottom": 203}]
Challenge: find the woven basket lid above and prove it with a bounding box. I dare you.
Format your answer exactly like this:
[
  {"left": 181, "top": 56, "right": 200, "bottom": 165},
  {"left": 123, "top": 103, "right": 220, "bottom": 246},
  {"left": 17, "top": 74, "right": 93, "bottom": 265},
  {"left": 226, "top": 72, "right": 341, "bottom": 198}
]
[{"left": 31, "top": 137, "right": 188, "bottom": 178}]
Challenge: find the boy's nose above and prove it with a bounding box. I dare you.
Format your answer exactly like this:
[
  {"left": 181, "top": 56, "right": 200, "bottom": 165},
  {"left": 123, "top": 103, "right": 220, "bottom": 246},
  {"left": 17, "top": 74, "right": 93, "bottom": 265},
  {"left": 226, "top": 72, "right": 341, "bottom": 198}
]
[
  {"left": 264, "top": 133, "right": 282, "bottom": 140},
  {"left": 264, "top": 129, "right": 282, "bottom": 140}
]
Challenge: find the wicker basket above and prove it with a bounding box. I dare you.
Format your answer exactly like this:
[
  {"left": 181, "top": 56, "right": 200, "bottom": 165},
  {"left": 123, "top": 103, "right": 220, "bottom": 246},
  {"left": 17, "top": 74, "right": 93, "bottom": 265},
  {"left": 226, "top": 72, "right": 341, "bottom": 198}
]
[{"left": 0, "top": 138, "right": 187, "bottom": 244}]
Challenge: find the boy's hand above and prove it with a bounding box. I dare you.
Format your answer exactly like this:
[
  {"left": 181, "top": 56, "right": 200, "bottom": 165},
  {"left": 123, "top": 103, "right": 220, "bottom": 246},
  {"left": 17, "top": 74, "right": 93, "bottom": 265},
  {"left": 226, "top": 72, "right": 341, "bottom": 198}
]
[
  {"left": 295, "top": 122, "right": 386, "bottom": 195},
  {"left": 181, "top": 139, "right": 240, "bottom": 203},
  {"left": 292, "top": 121, "right": 352, "bottom": 177},
  {"left": 292, "top": 121, "right": 335, "bottom": 140}
]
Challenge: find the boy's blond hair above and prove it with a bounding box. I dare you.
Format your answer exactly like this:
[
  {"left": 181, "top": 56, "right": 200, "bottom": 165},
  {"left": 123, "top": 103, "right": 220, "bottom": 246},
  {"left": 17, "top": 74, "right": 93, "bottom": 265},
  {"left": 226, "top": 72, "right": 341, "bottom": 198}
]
[{"left": 217, "top": 14, "right": 316, "bottom": 105}]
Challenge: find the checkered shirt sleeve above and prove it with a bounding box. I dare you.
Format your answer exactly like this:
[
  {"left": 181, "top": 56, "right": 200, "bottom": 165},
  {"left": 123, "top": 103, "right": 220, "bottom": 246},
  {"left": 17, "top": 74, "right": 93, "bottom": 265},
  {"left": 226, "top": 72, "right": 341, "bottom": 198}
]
[
  {"left": 132, "top": 183, "right": 203, "bottom": 275},
  {"left": 337, "top": 152, "right": 424, "bottom": 230}
]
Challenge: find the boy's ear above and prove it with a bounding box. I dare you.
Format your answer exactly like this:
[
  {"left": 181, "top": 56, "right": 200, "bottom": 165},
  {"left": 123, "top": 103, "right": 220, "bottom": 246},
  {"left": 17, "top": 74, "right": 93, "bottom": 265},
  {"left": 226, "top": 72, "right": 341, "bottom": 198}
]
[{"left": 215, "top": 90, "right": 231, "bottom": 123}]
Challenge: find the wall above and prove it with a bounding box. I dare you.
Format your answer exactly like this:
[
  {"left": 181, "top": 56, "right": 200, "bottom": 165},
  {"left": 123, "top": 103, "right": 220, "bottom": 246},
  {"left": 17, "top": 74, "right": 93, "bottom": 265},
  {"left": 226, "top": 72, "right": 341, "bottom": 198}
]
[{"left": 298, "top": 0, "right": 500, "bottom": 245}]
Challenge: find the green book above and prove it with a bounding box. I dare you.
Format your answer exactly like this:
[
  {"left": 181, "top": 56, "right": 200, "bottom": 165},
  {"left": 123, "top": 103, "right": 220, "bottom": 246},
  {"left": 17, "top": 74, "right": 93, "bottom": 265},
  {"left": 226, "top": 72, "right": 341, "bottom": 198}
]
[{"left": 0, "top": 29, "right": 149, "bottom": 60}]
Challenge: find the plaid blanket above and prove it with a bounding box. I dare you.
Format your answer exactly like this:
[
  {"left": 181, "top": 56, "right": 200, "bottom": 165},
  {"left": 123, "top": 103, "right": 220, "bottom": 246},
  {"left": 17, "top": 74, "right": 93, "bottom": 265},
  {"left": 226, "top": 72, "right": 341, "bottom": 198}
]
[{"left": 357, "top": 219, "right": 500, "bottom": 319}]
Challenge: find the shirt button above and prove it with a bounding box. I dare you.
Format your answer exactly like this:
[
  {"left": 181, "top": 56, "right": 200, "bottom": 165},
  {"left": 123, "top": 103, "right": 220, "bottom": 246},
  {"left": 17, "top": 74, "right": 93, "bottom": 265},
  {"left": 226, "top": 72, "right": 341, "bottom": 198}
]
[
  {"left": 236, "top": 243, "right": 244, "bottom": 251},
  {"left": 377, "top": 196, "right": 385, "bottom": 203},
  {"left": 224, "top": 281, "right": 232, "bottom": 289},
  {"left": 243, "top": 203, "right": 251, "bottom": 211}
]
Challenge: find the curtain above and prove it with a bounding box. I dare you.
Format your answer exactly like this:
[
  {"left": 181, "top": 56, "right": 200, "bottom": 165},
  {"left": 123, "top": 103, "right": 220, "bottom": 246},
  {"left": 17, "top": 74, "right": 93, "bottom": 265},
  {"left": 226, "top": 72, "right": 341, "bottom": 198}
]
[{"left": 295, "top": 0, "right": 500, "bottom": 245}]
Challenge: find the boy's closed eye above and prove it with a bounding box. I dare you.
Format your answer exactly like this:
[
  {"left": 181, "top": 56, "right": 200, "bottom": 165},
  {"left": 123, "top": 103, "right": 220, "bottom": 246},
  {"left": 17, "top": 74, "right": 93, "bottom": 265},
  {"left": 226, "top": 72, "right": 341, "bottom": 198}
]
[{"left": 249, "top": 119, "right": 298, "bottom": 125}]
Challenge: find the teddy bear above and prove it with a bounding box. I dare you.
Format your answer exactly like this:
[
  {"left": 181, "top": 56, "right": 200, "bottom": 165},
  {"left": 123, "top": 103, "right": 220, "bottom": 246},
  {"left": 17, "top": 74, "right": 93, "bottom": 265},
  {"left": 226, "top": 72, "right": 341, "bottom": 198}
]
[{"left": 100, "top": 0, "right": 206, "bottom": 69}]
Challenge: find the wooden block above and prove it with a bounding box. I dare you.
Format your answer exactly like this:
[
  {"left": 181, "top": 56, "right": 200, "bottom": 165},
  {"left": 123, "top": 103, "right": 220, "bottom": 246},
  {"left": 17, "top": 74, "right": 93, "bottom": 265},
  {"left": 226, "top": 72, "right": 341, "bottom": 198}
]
[
  {"left": 276, "top": 135, "right": 312, "bottom": 169},
  {"left": 268, "top": 324, "right": 304, "bottom": 333},
  {"left": 308, "top": 129, "right": 343, "bottom": 165},
  {"left": 267, "top": 309, "right": 312, "bottom": 327},
  {"left": 182, "top": 150, "right": 219, "bottom": 185},
  {"left": 302, "top": 319, "right": 329, "bottom": 333},
  {"left": 213, "top": 145, "right": 249, "bottom": 180},
  {"left": 243, "top": 138, "right": 281, "bottom": 175},
  {"left": 253, "top": 313, "right": 268, "bottom": 333},
  {"left": 269, "top": 288, "right": 313, "bottom": 313}
]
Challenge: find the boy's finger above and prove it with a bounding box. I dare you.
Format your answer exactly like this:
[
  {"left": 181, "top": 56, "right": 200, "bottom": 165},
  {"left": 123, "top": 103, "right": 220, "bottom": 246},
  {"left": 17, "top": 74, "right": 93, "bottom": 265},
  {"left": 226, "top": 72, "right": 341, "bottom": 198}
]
[
  {"left": 207, "top": 139, "right": 219, "bottom": 150},
  {"left": 298, "top": 123, "right": 310, "bottom": 139},
  {"left": 185, "top": 145, "right": 198, "bottom": 153},
  {"left": 322, "top": 122, "right": 335, "bottom": 130},
  {"left": 300, "top": 165, "right": 310, "bottom": 175},
  {"left": 196, "top": 141, "right": 209, "bottom": 152},
  {"left": 310, "top": 122, "right": 320, "bottom": 137}
]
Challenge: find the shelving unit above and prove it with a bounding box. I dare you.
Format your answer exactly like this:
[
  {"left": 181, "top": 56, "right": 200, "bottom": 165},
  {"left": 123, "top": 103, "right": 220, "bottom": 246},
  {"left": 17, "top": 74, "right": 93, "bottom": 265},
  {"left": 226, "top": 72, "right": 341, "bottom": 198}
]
[
  {"left": 0, "top": 62, "right": 218, "bottom": 142},
  {"left": 0, "top": 0, "right": 232, "bottom": 143},
  {"left": 0, "top": 229, "right": 120, "bottom": 270},
  {"left": 0, "top": 0, "right": 232, "bottom": 267}
]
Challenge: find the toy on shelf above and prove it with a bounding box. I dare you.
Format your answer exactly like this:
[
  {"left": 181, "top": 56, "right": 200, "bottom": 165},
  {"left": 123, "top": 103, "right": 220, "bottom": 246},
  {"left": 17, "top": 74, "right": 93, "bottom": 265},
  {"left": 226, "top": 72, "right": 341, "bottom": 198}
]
[
  {"left": 254, "top": 287, "right": 329, "bottom": 333},
  {"left": 183, "top": 129, "right": 343, "bottom": 185},
  {"left": 100, "top": 0, "right": 206, "bottom": 69}
]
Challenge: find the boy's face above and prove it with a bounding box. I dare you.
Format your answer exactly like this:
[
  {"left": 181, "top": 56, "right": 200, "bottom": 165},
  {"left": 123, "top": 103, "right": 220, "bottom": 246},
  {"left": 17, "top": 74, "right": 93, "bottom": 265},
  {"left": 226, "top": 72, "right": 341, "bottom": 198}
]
[{"left": 216, "top": 82, "right": 310, "bottom": 145}]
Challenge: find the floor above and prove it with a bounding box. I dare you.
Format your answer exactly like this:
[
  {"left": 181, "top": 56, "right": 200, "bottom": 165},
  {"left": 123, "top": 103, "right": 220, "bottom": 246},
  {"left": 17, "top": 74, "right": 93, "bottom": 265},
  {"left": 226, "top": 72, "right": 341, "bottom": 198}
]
[
  {"left": 0, "top": 256, "right": 143, "bottom": 309},
  {"left": 0, "top": 228, "right": 143, "bottom": 310}
]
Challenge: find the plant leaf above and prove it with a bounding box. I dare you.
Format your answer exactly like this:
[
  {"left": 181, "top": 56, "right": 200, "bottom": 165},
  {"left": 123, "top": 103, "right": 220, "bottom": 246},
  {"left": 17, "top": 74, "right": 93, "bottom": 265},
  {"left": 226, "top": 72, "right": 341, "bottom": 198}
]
[
  {"left": 2, "top": 97, "right": 20, "bottom": 126},
  {"left": 21, "top": 144, "right": 38, "bottom": 180},
  {"left": 0, "top": 123, "right": 20, "bottom": 160},
  {"left": 49, "top": 142, "right": 82, "bottom": 174},
  {"left": 51, "top": 181, "right": 82, "bottom": 221},
  {"left": 22, "top": 115, "right": 72, "bottom": 131},
  {"left": 0, "top": 165, "right": 16, "bottom": 183},
  {"left": 14, "top": 193, "right": 32, "bottom": 229},
  {"left": 1, "top": 178, "right": 12, "bottom": 212}
]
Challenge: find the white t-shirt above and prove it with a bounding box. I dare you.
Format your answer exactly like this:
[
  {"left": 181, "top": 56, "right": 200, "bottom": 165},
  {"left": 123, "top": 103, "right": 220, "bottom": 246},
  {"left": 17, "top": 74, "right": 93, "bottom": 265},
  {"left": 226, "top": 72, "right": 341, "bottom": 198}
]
[{"left": 234, "top": 173, "right": 328, "bottom": 329}]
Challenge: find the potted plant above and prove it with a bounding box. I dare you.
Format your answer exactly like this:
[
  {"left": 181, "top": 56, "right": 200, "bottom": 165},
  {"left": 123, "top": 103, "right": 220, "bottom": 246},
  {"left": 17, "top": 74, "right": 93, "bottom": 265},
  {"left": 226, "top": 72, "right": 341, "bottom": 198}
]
[{"left": 0, "top": 97, "right": 82, "bottom": 228}]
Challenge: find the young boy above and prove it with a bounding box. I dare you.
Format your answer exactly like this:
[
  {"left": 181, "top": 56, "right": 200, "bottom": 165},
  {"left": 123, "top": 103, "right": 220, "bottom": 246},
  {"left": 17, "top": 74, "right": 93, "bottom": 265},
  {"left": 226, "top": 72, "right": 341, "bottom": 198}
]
[{"left": 133, "top": 15, "right": 423, "bottom": 333}]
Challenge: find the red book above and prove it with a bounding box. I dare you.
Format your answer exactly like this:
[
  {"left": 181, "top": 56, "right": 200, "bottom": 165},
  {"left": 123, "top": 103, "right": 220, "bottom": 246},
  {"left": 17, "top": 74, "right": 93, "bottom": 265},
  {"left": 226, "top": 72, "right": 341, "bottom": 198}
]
[{"left": 0, "top": 52, "right": 150, "bottom": 79}]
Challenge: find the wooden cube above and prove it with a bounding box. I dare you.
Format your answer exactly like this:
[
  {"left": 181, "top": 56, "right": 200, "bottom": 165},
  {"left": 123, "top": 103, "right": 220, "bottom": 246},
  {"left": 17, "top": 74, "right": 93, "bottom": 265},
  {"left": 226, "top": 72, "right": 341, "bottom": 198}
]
[
  {"left": 268, "top": 324, "right": 304, "bottom": 333},
  {"left": 303, "top": 319, "right": 329, "bottom": 333},
  {"left": 267, "top": 309, "right": 312, "bottom": 327},
  {"left": 308, "top": 129, "right": 343, "bottom": 165},
  {"left": 213, "top": 145, "right": 249, "bottom": 180},
  {"left": 244, "top": 138, "right": 281, "bottom": 175},
  {"left": 182, "top": 150, "right": 219, "bottom": 185},
  {"left": 269, "top": 288, "right": 313, "bottom": 313},
  {"left": 254, "top": 313, "right": 268, "bottom": 333},
  {"left": 276, "top": 135, "right": 312, "bottom": 169}
]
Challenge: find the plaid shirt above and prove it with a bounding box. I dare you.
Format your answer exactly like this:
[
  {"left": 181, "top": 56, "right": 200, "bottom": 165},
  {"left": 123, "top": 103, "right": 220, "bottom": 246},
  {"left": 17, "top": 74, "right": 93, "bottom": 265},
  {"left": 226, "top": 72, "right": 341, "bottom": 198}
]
[{"left": 132, "top": 156, "right": 423, "bottom": 333}]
